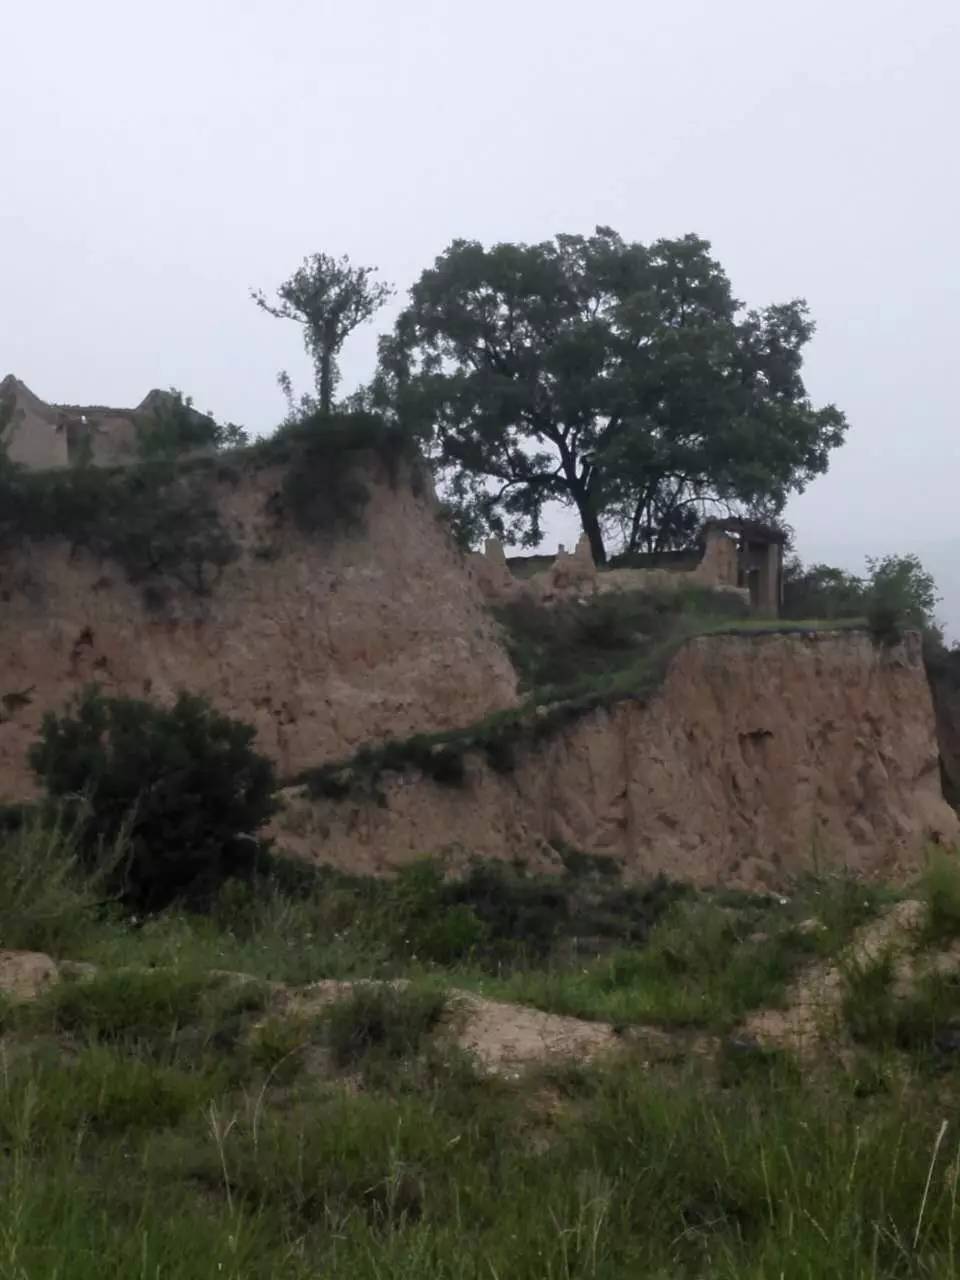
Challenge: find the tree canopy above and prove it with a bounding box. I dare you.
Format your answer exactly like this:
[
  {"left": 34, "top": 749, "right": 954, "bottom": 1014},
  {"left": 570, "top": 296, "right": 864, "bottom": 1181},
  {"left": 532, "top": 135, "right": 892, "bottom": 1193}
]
[
  {"left": 253, "top": 253, "right": 394, "bottom": 415},
  {"left": 783, "top": 553, "right": 941, "bottom": 636},
  {"left": 375, "top": 228, "right": 847, "bottom": 561}
]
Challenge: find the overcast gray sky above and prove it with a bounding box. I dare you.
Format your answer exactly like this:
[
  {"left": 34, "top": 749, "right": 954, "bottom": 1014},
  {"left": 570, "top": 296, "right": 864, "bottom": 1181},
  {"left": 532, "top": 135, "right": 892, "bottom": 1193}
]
[{"left": 3, "top": 1, "right": 959, "bottom": 625}]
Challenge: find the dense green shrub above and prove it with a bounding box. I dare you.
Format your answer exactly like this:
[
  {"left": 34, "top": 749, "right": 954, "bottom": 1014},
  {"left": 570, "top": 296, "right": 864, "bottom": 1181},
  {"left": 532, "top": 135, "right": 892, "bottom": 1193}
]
[
  {"left": 29, "top": 687, "right": 277, "bottom": 910},
  {"left": 250, "top": 409, "right": 419, "bottom": 536},
  {"left": 783, "top": 553, "right": 940, "bottom": 646},
  {"left": 39, "top": 969, "right": 210, "bottom": 1042}
]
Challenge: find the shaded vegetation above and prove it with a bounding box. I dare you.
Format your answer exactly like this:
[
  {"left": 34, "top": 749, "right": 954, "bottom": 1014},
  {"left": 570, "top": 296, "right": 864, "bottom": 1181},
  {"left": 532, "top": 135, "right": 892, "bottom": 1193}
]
[
  {"left": 0, "top": 455, "right": 240, "bottom": 596},
  {"left": 323, "top": 983, "right": 447, "bottom": 1068},
  {"left": 496, "top": 583, "right": 749, "bottom": 692},
  {"left": 133, "top": 388, "right": 249, "bottom": 459},
  {"left": 247, "top": 408, "right": 420, "bottom": 536},
  {"left": 479, "top": 873, "right": 890, "bottom": 1032},
  {"left": 783, "top": 552, "right": 940, "bottom": 647},
  {"left": 29, "top": 687, "right": 277, "bottom": 910}
]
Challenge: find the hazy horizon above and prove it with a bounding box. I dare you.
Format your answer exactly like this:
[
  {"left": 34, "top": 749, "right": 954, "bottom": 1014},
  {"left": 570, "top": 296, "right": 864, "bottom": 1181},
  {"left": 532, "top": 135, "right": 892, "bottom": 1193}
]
[{"left": 3, "top": 0, "right": 958, "bottom": 627}]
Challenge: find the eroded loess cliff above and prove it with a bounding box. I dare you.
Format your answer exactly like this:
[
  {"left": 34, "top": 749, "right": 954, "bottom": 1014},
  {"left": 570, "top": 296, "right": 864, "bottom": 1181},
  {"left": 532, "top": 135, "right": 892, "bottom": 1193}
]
[
  {"left": 275, "top": 629, "right": 958, "bottom": 889},
  {"left": 0, "top": 457, "right": 518, "bottom": 799}
]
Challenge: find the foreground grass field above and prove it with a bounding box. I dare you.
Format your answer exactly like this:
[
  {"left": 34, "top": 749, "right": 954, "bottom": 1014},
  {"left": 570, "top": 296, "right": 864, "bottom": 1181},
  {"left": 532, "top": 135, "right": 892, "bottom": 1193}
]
[{"left": 4, "top": 825, "right": 960, "bottom": 1277}]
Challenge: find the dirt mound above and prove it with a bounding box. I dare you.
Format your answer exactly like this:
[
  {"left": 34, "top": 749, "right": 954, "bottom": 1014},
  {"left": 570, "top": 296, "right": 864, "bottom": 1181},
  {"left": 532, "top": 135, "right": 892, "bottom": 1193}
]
[
  {"left": 273, "top": 978, "right": 616, "bottom": 1075},
  {"left": 0, "top": 949, "right": 59, "bottom": 1000}
]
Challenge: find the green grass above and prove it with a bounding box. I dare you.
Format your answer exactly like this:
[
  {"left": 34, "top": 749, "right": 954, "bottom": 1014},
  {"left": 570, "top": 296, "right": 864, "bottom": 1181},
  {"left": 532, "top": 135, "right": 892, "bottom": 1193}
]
[
  {"left": 919, "top": 850, "right": 960, "bottom": 943},
  {"left": 0, "top": 827, "right": 959, "bottom": 1274},
  {"left": 454, "top": 875, "right": 890, "bottom": 1032},
  {"left": 0, "top": 816, "right": 116, "bottom": 955},
  {"left": 323, "top": 982, "right": 449, "bottom": 1068},
  {"left": 0, "top": 1033, "right": 959, "bottom": 1276}
]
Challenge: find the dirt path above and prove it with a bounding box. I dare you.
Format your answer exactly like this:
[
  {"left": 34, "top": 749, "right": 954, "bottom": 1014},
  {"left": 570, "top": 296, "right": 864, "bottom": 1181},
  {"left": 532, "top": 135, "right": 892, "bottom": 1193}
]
[{"left": 742, "top": 899, "right": 943, "bottom": 1054}]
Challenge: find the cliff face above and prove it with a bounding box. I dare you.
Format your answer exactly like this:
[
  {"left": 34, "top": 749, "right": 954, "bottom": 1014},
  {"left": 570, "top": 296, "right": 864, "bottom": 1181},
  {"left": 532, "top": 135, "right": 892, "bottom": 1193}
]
[
  {"left": 275, "top": 630, "right": 958, "bottom": 889},
  {"left": 0, "top": 459, "right": 518, "bottom": 800}
]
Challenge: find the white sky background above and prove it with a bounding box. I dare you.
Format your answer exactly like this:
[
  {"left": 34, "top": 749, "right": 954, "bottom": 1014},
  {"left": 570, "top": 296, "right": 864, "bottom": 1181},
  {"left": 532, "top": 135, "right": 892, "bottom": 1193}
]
[{"left": 2, "top": 0, "right": 959, "bottom": 627}]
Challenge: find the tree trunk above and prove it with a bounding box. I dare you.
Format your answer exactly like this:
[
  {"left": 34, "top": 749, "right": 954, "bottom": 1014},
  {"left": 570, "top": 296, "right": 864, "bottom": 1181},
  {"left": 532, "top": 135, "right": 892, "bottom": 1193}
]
[
  {"left": 319, "top": 343, "right": 333, "bottom": 415},
  {"left": 578, "top": 503, "right": 607, "bottom": 566},
  {"left": 561, "top": 465, "right": 607, "bottom": 566}
]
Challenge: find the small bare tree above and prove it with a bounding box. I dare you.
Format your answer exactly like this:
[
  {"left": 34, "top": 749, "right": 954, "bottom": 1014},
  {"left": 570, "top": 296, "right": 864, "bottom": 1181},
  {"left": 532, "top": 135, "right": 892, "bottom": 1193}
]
[{"left": 252, "top": 253, "right": 394, "bottom": 414}]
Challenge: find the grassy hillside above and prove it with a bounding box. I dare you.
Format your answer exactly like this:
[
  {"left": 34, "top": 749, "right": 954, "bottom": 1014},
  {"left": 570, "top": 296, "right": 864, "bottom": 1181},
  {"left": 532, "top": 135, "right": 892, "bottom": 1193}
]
[{"left": 3, "top": 823, "right": 960, "bottom": 1277}]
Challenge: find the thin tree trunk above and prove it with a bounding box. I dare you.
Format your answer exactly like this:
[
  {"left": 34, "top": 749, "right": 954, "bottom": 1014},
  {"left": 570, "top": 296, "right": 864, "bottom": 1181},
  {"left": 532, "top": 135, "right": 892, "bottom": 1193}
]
[
  {"left": 320, "top": 344, "right": 333, "bottom": 415},
  {"left": 578, "top": 502, "right": 607, "bottom": 566}
]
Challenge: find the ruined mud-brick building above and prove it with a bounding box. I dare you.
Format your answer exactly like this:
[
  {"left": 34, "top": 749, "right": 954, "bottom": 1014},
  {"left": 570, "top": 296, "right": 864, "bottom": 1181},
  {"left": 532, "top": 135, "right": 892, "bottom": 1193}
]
[
  {"left": 0, "top": 375, "right": 203, "bottom": 470},
  {"left": 472, "top": 519, "right": 785, "bottom": 616}
]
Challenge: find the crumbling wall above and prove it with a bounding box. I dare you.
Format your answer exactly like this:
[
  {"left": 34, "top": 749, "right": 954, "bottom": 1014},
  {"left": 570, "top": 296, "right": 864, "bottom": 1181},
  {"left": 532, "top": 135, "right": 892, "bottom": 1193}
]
[
  {"left": 470, "top": 529, "right": 748, "bottom": 607},
  {"left": 0, "top": 375, "right": 183, "bottom": 470},
  {"left": 1, "top": 378, "right": 70, "bottom": 469},
  {"left": 274, "top": 629, "right": 957, "bottom": 888}
]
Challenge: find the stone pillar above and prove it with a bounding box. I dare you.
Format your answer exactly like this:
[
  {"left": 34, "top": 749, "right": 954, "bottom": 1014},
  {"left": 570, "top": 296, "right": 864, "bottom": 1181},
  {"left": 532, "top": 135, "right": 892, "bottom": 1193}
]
[{"left": 755, "top": 542, "right": 782, "bottom": 617}]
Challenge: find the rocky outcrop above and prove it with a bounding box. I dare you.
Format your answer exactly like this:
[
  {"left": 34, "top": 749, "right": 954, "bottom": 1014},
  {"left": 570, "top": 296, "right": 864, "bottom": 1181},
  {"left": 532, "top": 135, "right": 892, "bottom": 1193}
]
[
  {"left": 0, "top": 458, "right": 518, "bottom": 799},
  {"left": 0, "top": 950, "right": 59, "bottom": 1000},
  {"left": 275, "top": 629, "right": 957, "bottom": 889}
]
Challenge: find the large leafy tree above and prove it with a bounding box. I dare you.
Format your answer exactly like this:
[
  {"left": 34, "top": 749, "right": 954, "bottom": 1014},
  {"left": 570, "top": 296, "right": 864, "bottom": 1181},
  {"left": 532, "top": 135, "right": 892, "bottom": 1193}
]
[
  {"left": 376, "top": 228, "right": 847, "bottom": 562},
  {"left": 253, "top": 253, "right": 394, "bottom": 414}
]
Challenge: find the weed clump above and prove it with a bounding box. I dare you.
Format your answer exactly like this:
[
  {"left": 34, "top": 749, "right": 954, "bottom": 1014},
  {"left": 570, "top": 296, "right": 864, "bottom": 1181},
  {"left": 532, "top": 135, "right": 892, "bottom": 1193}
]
[
  {"left": 37, "top": 969, "right": 209, "bottom": 1043},
  {"left": 323, "top": 984, "right": 447, "bottom": 1068},
  {"left": 0, "top": 818, "right": 109, "bottom": 955},
  {"left": 920, "top": 851, "right": 960, "bottom": 942},
  {"left": 370, "top": 857, "right": 689, "bottom": 971}
]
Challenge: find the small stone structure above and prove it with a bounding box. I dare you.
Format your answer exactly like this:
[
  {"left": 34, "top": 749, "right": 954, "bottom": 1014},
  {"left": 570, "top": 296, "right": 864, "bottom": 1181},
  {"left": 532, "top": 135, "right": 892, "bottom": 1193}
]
[
  {"left": 703, "top": 518, "right": 786, "bottom": 617},
  {"left": 0, "top": 375, "right": 206, "bottom": 471},
  {"left": 470, "top": 519, "right": 784, "bottom": 616}
]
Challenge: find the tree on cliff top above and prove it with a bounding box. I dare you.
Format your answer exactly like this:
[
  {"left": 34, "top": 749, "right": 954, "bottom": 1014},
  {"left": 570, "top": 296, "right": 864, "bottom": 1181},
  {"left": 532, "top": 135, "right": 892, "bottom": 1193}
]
[
  {"left": 374, "top": 228, "right": 847, "bottom": 562},
  {"left": 783, "top": 553, "right": 941, "bottom": 637},
  {"left": 253, "top": 253, "right": 394, "bottom": 415}
]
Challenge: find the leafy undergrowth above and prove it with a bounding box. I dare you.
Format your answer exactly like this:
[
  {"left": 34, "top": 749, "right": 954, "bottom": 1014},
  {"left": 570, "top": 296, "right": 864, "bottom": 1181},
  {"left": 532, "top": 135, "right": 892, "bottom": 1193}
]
[
  {"left": 494, "top": 585, "right": 750, "bottom": 692},
  {"left": 5, "top": 824, "right": 960, "bottom": 1275},
  {"left": 468, "top": 873, "right": 894, "bottom": 1032}
]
